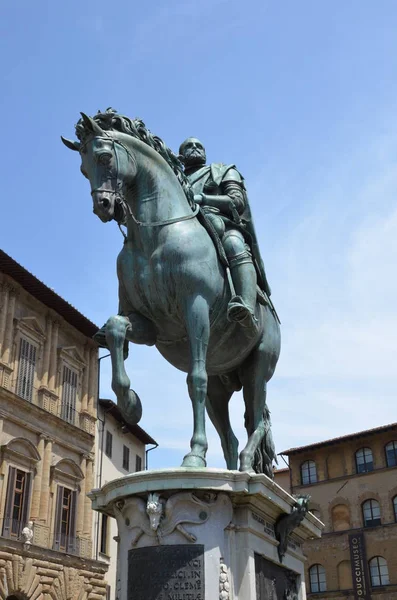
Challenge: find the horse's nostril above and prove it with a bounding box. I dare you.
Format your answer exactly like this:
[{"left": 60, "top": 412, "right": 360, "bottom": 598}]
[{"left": 102, "top": 198, "right": 110, "bottom": 209}]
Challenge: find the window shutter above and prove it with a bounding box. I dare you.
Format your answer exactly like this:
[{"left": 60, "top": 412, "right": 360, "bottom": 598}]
[
  {"left": 61, "top": 367, "right": 78, "bottom": 424},
  {"left": 53, "top": 486, "right": 64, "bottom": 551},
  {"left": 2, "top": 467, "right": 16, "bottom": 537},
  {"left": 17, "top": 339, "right": 37, "bottom": 402},
  {"left": 68, "top": 490, "right": 77, "bottom": 553},
  {"left": 20, "top": 472, "right": 32, "bottom": 536}
]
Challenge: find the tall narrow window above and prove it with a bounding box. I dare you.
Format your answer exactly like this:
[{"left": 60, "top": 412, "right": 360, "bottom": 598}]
[
  {"left": 355, "top": 448, "right": 373, "bottom": 473},
  {"left": 61, "top": 366, "right": 78, "bottom": 425},
  {"left": 100, "top": 513, "right": 109, "bottom": 554},
  {"left": 53, "top": 485, "right": 77, "bottom": 553},
  {"left": 309, "top": 564, "right": 327, "bottom": 592},
  {"left": 362, "top": 499, "right": 381, "bottom": 527},
  {"left": 301, "top": 460, "right": 317, "bottom": 484},
  {"left": 2, "top": 467, "right": 31, "bottom": 538},
  {"left": 122, "top": 445, "right": 130, "bottom": 471},
  {"left": 369, "top": 556, "right": 390, "bottom": 586},
  {"left": 393, "top": 496, "right": 397, "bottom": 522},
  {"left": 16, "top": 338, "right": 36, "bottom": 402},
  {"left": 385, "top": 441, "right": 397, "bottom": 467},
  {"left": 105, "top": 431, "right": 113, "bottom": 458},
  {"left": 135, "top": 455, "right": 142, "bottom": 472}
]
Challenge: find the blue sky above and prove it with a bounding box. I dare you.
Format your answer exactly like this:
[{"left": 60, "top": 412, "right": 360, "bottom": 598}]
[{"left": 1, "top": 1, "right": 397, "bottom": 469}]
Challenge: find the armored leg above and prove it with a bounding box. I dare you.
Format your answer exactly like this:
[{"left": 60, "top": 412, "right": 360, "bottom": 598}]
[{"left": 223, "top": 229, "right": 258, "bottom": 329}]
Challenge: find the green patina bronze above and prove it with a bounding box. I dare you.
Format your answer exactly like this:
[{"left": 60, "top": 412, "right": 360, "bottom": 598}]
[{"left": 62, "top": 109, "right": 281, "bottom": 476}]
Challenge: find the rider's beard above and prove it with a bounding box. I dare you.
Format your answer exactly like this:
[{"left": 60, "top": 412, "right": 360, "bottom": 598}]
[{"left": 185, "top": 149, "right": 206, "bottom": 167}]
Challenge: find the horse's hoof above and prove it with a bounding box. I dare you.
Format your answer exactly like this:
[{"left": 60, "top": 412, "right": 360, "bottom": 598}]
[
  {"left": 181, "top": 453, "right": 207, "bottom": 468},
  {"left": 120, "top": 389, "right": 142, "bottom": 425}
]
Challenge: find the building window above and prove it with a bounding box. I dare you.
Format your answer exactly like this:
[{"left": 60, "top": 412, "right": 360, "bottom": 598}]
[
  {"left": 301, "top": 460, "right": 317, "bottom": 484},
  {"left": 385, "top": 441, "right": 397, "bottom": 467},
  {"left": 369, "top": 556, "right": 390, "bottom": 586},
  {"left": 331, "top": 504, "right": 351, "bottom": 531},
  {"left": 16, "top": 338, "right": 37, "bottom": 402},
  {"left": 362, "top": 499, "right": 381, "bottom": 527},
  {"left": 122, "top": 445, "right": 130, "bottom": 471},
  {"left": 100, "top": 513, "right": 109, "bottom": 555},
  {"left": 2, "top": 467, "right": 31, "bottom": 538},
  {"left": 61, "top": 366, "right": 78, "bottom": 425},
  {"left": 105, "top": 431, "right": 113, "bottom": 458},
  {"left": 309, "top": 564, "right": 327, "bottom": 593},
  {"left": 393, "top": 496, "right": 397, "bottom": 522},
  {"left": 355, "top": 447, "right": 373, "bottom": 473},
  {"left": 135, "top": 455, "right": 142, "bottom": 472},
  {"left": 53, "top": 485, "right": 77, "bottom": 553}
]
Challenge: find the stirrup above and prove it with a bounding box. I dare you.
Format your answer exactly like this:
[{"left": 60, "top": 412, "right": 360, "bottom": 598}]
[{"left": 227, "top": 296, "right": 258, "bottom": 329}]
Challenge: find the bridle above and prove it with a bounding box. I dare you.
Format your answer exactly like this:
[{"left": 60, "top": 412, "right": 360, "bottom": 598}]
[{"left": 86, "top": 136, "right": 199, "bottom": 238}]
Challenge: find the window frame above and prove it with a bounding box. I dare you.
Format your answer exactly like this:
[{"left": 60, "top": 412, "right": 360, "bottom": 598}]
[
  {"left": 16, "top": 337, "right": 38, "bottom": 402},
  {"left": 105, "top": 431, "right": 113, "bottom": 458},
  {"left": 393, "top": 496, "right": 397, "bottom": 522},
  {"left": 301, "top": 460, "right": 317, "bottom": 485},
  {"left": 362, "top": 499, "right": 381, "bottom": 528},
  {"left": 135, "top": 454, "right": 142, "bottom": 472},
  {"left": 385, "top": 441, "right": 397, "bottom": 468},
  {"left": 2, "top": 466, "right": 32, "bottom": 539},
  {"left": 122, "top": 445, "right": 130, "bottom": 471},
  {"left": 60, "top": 365, "right": 78, "bottom": 425},
  {"left": 53, "top": 484, "right": 77, "bottom": 553},
  {"left": 100, "top": 513, "right": 109, "bottom": 555},
  {"left": 309, "top": 564, "right": 327, "bottom": 593},
  {"left": 369, "top": 556, "right": 390, "bottom": 587},
  {"left": 355, "top": 447, "right": 374, "bottom": 474}
]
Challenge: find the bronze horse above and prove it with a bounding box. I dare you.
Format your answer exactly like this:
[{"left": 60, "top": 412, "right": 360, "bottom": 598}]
[{"left": 62, "top": 110, "right": 281, "bottom": 475}]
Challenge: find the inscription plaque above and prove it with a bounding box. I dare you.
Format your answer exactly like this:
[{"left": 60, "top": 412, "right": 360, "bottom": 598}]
[
  {"left": 128, "top": 545, "right": 204, "bottom": 600},
  {"left": 255, "top": 553, "right": 298, "bottom": 600}
]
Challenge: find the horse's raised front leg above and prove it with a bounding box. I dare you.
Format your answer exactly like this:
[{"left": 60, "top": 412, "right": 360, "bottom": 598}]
[
  {"left": 105, "top": 315, "right": 142, "bottom": 426},
  {"left": 181, "top": 295, "right": 210, "bottom": 468}
]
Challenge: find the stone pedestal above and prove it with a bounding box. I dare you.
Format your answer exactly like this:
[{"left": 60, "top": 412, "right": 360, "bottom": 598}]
[{"left": 90, "top": 469, "right": 322, "bottom": 600}]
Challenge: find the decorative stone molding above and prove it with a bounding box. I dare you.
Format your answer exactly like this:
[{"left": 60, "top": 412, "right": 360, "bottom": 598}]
[
  {"left": 80, "top": 410, "right": 96, "bottom": 435},
  {"left": 0, "top": 551, "right": 107, "bottom": 600},
  {"left": 0, "top": 437, "right": 41, "bottom": 470},
  {"left": 219, "top": 559, "right": 230, "bottom": 600},
  {"left": 114, "top": 491, "right": 223, "bottom": 546},
  {"left": 38, "top": 386, "right": 59, "bottom": 415},
  {"left": 0, "top": 362, "right": 13, "bottom": 390},
  {"left": 50, "top": 457, "right": 84, "bottom": 488}
]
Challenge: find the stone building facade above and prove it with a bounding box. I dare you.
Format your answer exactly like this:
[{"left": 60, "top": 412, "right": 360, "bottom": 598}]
[
  {"left": 275, "top": 422, "right": 397, "bottom": 600},
  {"left": 93, "top": 398, "right": 157, "bottom": 600},
  {"left": 0, "top": 250, "right": 108, "bottom": 600}
]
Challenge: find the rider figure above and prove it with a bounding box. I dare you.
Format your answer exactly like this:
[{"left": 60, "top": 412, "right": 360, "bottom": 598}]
[{"left": 179, "top": 137, "right": 271, "bottom": 330}]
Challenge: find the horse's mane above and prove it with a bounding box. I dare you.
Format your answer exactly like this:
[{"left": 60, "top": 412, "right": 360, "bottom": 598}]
[{"left": 75, "top": 108, "right": 194, "bottom": 207}]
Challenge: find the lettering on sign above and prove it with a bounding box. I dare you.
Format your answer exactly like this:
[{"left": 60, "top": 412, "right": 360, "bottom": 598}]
[
  {"left": 251, "top": 511, "right": 275, "bottom": 537},
  {"left": 348, "top": 533, "right": 371, "bottom": 600},
  {"left": 128, "top": 545, "right": 204, "bottom": 600}
]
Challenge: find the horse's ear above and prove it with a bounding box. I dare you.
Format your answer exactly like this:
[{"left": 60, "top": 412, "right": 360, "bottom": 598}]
[
  {"left": 80, "top": 112, "right": 104, "bottom": 136},
  {"left": 61, "top": 136, "right": 80, "bottom": 151}
]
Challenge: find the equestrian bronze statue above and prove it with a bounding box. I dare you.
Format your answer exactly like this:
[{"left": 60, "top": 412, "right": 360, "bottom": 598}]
[{"left": 62, "top": 109, "right": 281, "bottom": 476}]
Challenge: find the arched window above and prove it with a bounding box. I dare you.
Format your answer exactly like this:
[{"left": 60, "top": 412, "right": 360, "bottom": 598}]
[
  {"left": 393, "top": 496, "right": 397, "bottom": 522},
  {"left": 301, "top": 460, "right": 317, "bottom": 485},
  {"left": 331, "top": 504, "right": 351, "bottom": 531},
  {"left": 362, "top": 499, "right": 381, "bottom": 527},
  {"left": 385, "top": 441, "right": 397, "bottom": 467},
  {"left": 309, "top": 564, "right": 327, "bottom": 593},
  {"left": 355, "top": 448, "right": 373, "bottom": 473},
  {"left": 369, "top": 556, "right": 389, "bottom": 586}
]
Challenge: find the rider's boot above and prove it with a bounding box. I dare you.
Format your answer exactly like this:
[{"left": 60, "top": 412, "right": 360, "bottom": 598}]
[{"left": 227, "top": 258, "right": 259, "bottom": 330}]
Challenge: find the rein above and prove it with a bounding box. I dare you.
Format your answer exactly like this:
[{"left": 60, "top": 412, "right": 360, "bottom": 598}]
[{"left": 89, "top": 136, "right": 199, "bottom": 232}]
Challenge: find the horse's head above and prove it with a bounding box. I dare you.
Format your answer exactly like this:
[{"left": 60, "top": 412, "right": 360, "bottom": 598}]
[{"left": 62, "top": 113, "right": 136, "bottom": 224}]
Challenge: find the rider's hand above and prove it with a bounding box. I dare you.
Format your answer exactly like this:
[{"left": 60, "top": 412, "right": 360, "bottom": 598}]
[{"left": 194, "top": 193, "right": 205, "bottom": 205}]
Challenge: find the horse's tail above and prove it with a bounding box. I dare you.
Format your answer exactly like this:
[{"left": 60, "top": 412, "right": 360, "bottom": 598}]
[{"left": 253, "top": 405, "right": 278, "bottom": 477}]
